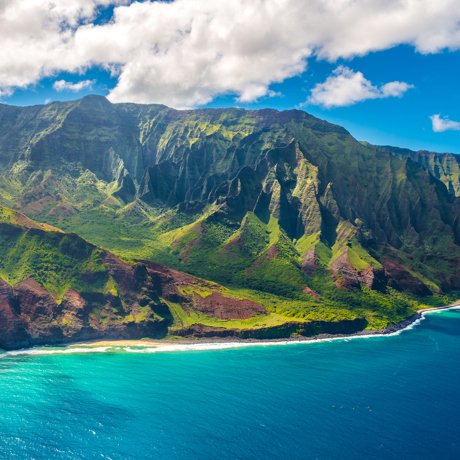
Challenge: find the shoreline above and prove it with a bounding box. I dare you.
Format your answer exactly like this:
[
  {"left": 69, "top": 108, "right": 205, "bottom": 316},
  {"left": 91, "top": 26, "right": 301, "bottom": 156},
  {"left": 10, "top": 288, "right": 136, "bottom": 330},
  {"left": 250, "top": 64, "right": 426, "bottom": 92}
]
[
  {"left": 1, "top": 303, "right": 459, "bottom": 355},
  {"left": 63, "top": 302, "right": 460, "bottom": 350}
]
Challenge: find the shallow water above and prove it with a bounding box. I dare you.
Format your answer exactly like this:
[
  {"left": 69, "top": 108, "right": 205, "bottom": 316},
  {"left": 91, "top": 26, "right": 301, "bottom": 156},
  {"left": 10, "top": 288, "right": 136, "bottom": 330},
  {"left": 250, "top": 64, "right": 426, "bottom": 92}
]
[{"left": 0, "top": 309, "right": 459, "bottom": 459}]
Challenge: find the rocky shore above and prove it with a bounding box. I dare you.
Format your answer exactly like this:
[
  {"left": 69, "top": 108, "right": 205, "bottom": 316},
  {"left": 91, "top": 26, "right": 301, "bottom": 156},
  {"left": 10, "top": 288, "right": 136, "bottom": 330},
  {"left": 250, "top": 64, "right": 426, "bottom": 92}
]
[
  {"left": 2, "top": 303, "right": 458, "bottom": 353},
  {"left": 62, "top": 303, "right": 460, "bottom": 350}
]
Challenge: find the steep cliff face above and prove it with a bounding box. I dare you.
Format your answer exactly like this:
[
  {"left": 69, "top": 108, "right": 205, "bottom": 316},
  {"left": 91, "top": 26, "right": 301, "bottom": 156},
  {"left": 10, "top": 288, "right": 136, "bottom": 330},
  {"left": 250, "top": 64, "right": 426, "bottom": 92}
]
[
  {"left": 372, "top": 144, "right": 460, "bottom": 197},
  {"left": 0, "top": 205, "right": 279, "bottom": 350},
  {"left": 0, "top": 96, "right": 459, "bottom": 345}
]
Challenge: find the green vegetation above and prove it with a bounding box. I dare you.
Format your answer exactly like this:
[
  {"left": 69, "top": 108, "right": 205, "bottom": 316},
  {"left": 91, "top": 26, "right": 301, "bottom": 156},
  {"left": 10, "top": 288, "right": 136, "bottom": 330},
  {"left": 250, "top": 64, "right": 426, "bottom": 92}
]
[
  {"left": 0, "top": 213, "right": 107, "bottom": 298},
  {"left": 1, "top": 95, "right": 460, "bottom": 341}
]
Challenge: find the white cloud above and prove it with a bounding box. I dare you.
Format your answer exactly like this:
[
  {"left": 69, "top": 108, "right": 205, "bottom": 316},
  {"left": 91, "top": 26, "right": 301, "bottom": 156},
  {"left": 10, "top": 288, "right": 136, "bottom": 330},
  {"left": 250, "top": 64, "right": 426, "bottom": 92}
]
[
  {"left": 430, "top": 114, "right": 460, "bottom": 132},
  {"left": 267, "top": 90, "right": 283, "bottom": 98},
  {"left": 0, "top": 88, "right": 13, "bottom": 101},
  {"left": 307, "top": 66, "right": 413, "bottom": 108},
  {"left": 0, "top": 0, "right": 459, "bottom": 107},
  {"left": 53, "top": 79, "right": 96, "bottom": 92},
  {"left": 44, "top": 98, "right": 51, "bottom": 104}
]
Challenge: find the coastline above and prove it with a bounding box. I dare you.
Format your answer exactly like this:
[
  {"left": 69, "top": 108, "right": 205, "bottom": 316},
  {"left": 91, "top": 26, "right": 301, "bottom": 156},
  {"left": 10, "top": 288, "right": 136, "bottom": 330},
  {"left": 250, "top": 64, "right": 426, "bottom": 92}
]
[
  {"left": 1, "top": 303, "right": 458, "bottom": 356},
  {"left": 63, "top": 302, "right": 460, "bottom": 350}
]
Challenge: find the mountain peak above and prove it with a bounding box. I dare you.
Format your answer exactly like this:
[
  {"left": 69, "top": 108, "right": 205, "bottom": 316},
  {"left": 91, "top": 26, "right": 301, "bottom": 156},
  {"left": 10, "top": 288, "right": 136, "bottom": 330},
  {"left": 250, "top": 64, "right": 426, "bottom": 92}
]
[{"left": 0, "top": 99, "right": 459, "bottom": 345}]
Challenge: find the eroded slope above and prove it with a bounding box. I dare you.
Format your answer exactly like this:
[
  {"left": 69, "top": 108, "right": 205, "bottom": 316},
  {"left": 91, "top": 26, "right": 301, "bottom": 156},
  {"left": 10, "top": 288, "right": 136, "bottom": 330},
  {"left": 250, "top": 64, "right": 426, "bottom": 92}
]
[{"left": 0, "top": 96, "right": 458, "bottom": 340}]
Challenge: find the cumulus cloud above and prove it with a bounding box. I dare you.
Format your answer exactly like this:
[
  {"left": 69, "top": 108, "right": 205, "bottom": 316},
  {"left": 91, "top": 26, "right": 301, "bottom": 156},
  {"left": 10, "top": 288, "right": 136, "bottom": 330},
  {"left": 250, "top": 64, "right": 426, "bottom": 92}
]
[
  {"left": 0, "top": 88, "right": 13, "bottom": 100},
  {"left": 307, "top": 66, "right": 413, "bottom": 108},
  {"left": 53, "top": 79, "right": 96, "bottom": 92},
  {"left": 0, "top": 0, "right": 460, "bottom": 107},
  {"left": 430, "top": 114, "right": 460, "bottom": 132}
]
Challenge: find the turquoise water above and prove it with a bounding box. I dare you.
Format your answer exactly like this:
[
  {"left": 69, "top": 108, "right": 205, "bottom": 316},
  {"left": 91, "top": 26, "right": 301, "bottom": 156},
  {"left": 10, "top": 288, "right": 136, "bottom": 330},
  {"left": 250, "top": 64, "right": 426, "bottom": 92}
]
[{"left": 0, "top": 309, "right": 459, "bottom": 459}]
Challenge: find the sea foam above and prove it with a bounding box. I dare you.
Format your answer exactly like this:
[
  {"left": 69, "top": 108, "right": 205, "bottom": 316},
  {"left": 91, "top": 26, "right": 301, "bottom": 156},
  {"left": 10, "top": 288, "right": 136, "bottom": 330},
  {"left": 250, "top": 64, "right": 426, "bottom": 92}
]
[{"left": 1, "top": 306, "right": 459, "bottom": 357}]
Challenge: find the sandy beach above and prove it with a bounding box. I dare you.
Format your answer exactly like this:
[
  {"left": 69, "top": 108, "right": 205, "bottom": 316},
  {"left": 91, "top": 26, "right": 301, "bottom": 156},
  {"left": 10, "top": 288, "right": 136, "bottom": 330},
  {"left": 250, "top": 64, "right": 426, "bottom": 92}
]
[
  {"left": 62, "top": 302, "right": 460, "bottom": 350},
  {"left": 66, "top": 339, "right": 175, "bottom": 348}
]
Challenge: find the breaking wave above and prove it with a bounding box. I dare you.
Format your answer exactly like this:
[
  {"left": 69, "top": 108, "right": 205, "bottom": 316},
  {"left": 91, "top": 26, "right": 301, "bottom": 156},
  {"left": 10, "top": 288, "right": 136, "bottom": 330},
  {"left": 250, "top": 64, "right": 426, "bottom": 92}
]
[{"left": 1, "top": 306, "right": 459, "bottom": 358}]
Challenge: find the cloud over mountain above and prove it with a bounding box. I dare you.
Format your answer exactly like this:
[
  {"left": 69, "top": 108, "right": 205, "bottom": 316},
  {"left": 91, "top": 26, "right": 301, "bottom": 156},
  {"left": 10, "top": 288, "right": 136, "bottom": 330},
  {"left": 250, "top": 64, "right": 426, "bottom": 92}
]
[
  {"left": 307, "top": 66, "right": 413, "bottom": 108},
  {"left": 53, "top": 79, "right": 96, "bottom": 92},
  {"left": 430, "top": 114, "right": 460, "bottom": 132},
  {"left": 0, "top": 0, "right": 460, "bottom": 107}
]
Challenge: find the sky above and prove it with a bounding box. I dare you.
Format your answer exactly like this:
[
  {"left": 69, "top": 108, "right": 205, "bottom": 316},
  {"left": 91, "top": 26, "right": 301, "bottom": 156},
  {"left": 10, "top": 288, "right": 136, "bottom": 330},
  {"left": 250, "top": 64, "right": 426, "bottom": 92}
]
[{"left": 1, "top": 0, "right": 460, "bottom": 153}]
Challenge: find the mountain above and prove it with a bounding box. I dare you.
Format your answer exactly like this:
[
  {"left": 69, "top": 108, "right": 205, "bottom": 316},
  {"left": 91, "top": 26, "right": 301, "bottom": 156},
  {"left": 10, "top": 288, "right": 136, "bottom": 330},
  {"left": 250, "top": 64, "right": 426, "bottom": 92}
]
[
  {"left": 0, "top": 205, "right": 372, "bottom": 349},
  {"left": 0, "top": 95, "right": 459, "bottom": 347},
  {"left": 367, "top": 143, "right": 460, "bottom": 197}
]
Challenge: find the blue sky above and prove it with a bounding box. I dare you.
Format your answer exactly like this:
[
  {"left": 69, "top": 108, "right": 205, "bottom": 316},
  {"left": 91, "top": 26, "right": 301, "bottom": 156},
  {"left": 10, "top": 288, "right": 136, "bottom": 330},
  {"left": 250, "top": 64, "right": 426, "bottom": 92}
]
[
  {"left": 205, "top": 46, "right": 460, "bottom": 154},
  {"left": 2, "top": 1, "right": 460, "bottom": 154}
]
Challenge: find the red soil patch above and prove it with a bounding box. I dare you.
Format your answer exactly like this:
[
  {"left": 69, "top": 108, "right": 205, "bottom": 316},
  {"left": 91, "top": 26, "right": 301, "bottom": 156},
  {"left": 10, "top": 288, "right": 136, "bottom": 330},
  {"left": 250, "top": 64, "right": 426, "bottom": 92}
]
[
  {"left": 301, "top": 246, "right": 319, "bottom": 276},
  {"left": 192, "top": 291, "right": 266, "bottom": 320},
  {"left": 245, "top": 244, "right": 279, "bottom": 274},
  {"left": 22, "top": 195, "right": 57, "bottom": 215},
  {"left": 302, "top": 286, "right": 322, "bottom": 300},
  {"left": 381, "top": 257, "right": 431, "bottom": 296},
  {"left": 14, "top": 212, "right": 62, "bottom": 232},
  {"left": 329, "top": 251, "right": 360, "bottom": 289},
  {"left": 179, "top": 238, "right": 198, "bottom": 263},
  {"left": 48, "top": 201, "right": 76, "bottom": 218},
  {"left": 223, "top": 234, "right": 244, "bottom": 251},
  {"left": 136, "top": 259, "right": 219, "bottom": 290}
]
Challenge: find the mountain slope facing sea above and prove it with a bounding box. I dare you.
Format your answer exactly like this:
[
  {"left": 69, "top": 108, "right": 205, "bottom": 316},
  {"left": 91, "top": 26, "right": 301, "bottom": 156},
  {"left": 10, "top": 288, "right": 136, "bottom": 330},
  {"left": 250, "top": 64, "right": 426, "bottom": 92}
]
[
  {"left": 0, "top": 308, "right": 459, "bottom": 459},
  {"left": 1, "top": 95, "right": 460, "bottom": 343}
]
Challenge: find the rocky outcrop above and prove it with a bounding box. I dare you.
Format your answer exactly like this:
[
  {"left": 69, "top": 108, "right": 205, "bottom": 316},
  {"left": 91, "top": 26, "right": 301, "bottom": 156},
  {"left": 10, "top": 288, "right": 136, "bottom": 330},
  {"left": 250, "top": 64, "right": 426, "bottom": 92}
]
[
  {"left": 357, "top": 266, "right": 389, "bottom": 291},
  {"left": 0, "top": 277, "right": 29, "bottom": 349},
  {"left": 0, "top": 272, "right": 169, "bottom": 350},
  {"left": 381, "top": 258, "right": 432, "bottom": 296},
  {"left": 14, "top": 278, "right": 64, "bottom": 343},
  {"left": 325, "top": 249, "right": 433, "bottom": 294},
  {"left": 137, "top": 259, "right": 266, "bottom": 320},
  {"left": 301, "top": 246, "right": 319, "bottom": 276},
  {"left": 328, "top": 250, "right": 392, "bottom": 291},
  {"left": 0, "top": 250, "right": 261, "bottom": 350},
  {"left": 173, "top": 317, "right": 367, "bottom": 339}
]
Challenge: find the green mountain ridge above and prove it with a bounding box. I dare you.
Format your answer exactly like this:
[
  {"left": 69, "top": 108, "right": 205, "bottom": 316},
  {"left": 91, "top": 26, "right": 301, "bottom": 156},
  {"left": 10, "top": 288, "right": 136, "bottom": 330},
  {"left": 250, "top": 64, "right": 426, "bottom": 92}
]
[
  {"left": 1, "top": 95, "right": 459, "bottom": 346},
  {"left": 0, "top": 204, "right": 375, "bottom": 349},
  {"left": 368, "top": 143, "right": 460, "bottom": 197}
]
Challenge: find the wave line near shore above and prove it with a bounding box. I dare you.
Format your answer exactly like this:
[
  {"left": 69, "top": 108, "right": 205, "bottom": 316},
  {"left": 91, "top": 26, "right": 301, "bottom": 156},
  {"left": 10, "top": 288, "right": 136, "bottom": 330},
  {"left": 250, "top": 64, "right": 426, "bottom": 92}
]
[{"left": 1, "top": 305, "right": 459, "bottom": 357}]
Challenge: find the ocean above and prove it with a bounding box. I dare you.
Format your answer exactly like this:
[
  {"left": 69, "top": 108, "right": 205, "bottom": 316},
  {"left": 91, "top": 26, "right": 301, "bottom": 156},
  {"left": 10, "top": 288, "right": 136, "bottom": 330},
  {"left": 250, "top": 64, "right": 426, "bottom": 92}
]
[{"left": 0, "top": 308, "right": 459, "bottom": 459}]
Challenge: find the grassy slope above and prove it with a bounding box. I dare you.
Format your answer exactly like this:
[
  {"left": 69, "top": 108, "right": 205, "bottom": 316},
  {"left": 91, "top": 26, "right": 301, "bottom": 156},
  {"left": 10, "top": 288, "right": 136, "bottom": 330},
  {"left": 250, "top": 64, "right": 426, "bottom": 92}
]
[
  {"left": 0, "top": 204, "right": 373, "bottom": 335},
  {"left": 371, "top": 143, "right": 460, "bottom": 197},
  {"left": 0, "top": 205, "right": 115, "bottom": 299},
  {"left": 1, "top": 98, "right": 459, "bottom": 334}
]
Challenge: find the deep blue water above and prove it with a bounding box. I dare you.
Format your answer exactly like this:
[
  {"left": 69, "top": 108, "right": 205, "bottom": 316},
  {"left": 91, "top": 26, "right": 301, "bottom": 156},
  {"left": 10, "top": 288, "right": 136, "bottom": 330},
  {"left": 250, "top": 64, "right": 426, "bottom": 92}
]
[{"left": 0, "top": 309, "right": 460, "bottom": 459}]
